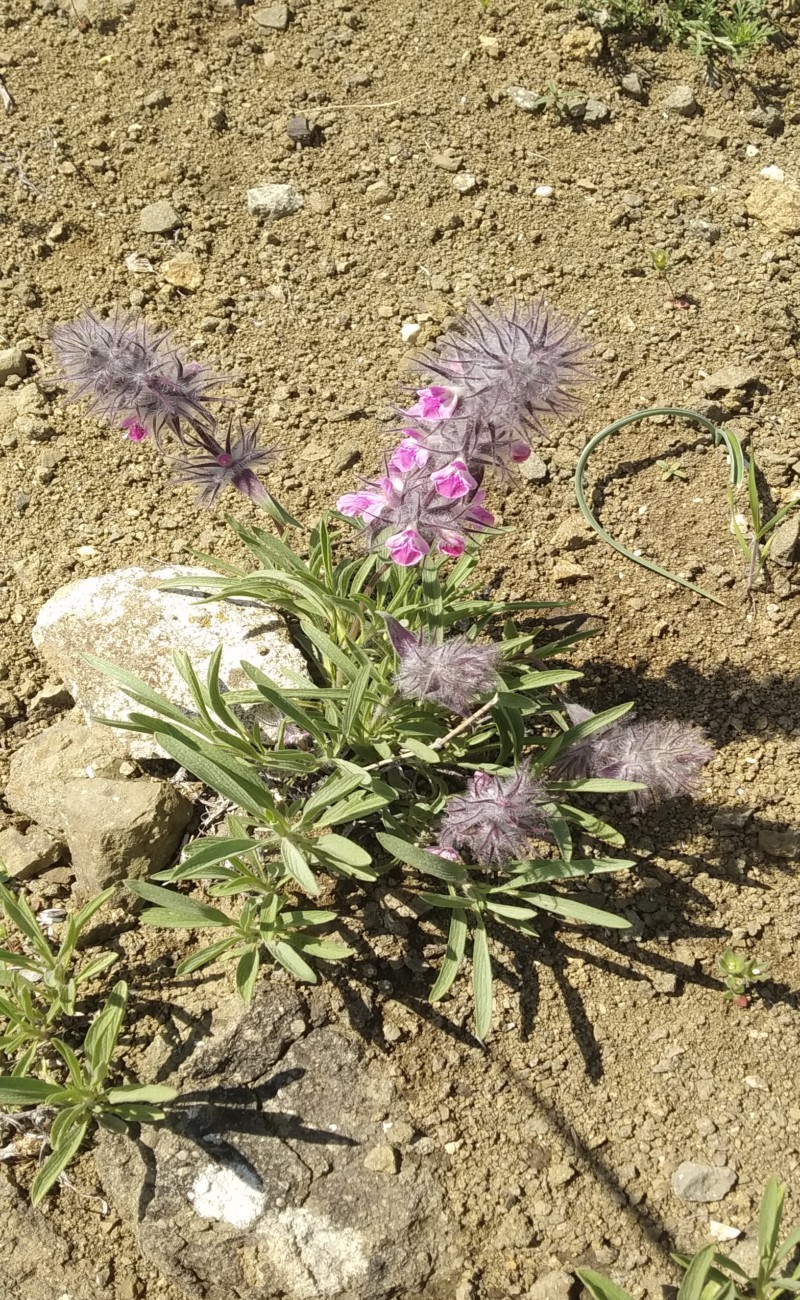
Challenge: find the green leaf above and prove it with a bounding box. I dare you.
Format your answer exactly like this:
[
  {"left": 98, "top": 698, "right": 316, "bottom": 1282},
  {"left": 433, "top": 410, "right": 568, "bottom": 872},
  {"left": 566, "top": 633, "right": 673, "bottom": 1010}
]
[
  {"left": 747, "top": 451, "right": 761, "bottom": 533},
  {"left": 82, "top": 654, "right": 198, "bottom": 728},
  {"left": 678, "top": 1246, "right": 718, "bottom": 1300},
  {"left": 96, "top": 1112, "right": 130, "bottom": 1134},
  {"left": 775, "top": 1225, "right": 800, "bottom": 1267},
  {"left": 420, "top": 892, "right": 473, "bottom": 910},
  {"left": 313, "top": 789, "right": 394, "bottom": 828},
  {"left": 106, "top": 1084, "right": 179, "bottom": 1104},
  {"left": 521, "top": 893, "right": 630, "bottom": 929},
  {"left": 471, "top": 912, "right": 493, "bottom": 1042},
  {"left": 558, "top": 803, "right": 626, "bottom": 848},
  {"left": 51, "top": 1037, "right": 84, "bottom": 1086},
  {"left": 429, "top": 909, "right": 468, "bottom": 1002},
  {"left": 280, "top": 840, "right": 319, "bottom": 897},
  {"left": 0, "top": 1075, "right": 59, "bottom": 1106},
  {"left": 30, "top": 1114, "right": 90, "bottom": 1206},
  {"left": 486, "top": 902, "right": 538, "bottom": 921},
  {"left": 758, "top": 1178, "right": 786, "bottom": 1266},
  {"left": 84, "top": 981, "right": 128, "bottom": 1083},
  {"left": 175, "top": 936, "right": 240, "bottom": 975},
  {"left": 181, "top": 837, "right": 264, "bottom": 870},
  {"left": 576, "top": 1268, "right": 636, "bottom": 1300},
  {"left": 293, "top": 939, "right": 354, "bottom": 960},
  {"left": 241, "top": 664, "right": 328, "bottom": 745},
  {"left": 312, "top": 834, "right": 372, "bottom": 869},
  {"left": 125, "top": 717, "right": 274, "bottom": 820},
  {"left": 299, "top": 622, "right": 362, "bottom": 680},
  {"left": 127, "top": 880, "right": 233, "bottom": 927},
  {"left": 0, "top": 884, "right": 54, "bottom": 964},
  {"left": 547, "top": 778, "right": 646, "bottom": 794},
  {"left": 518, "top": 668, "right": 584, "bottom": 690},
  {"left": 341, "top": 664, "right": 372, "bottom": 740},
  {"left": 502, "top": 858, "right": 634, "bottom": 888},
  {"left": 376, "top": 833, "right": 468, "bottom": 883},
  {"left": 0, "top": 948, "right": 40, "bottom": 973},
  {"left": 75, "top": 952, "right": 119, "bottom": 986},
  {"left": 402, "top": 738, "right": 441, "bottom": 765},
  {"left": 235, "top": 948, "right": 261, "bottom": 1004},
  {"left": 269, "top": 940, "right": 318, "bottom": 982}
]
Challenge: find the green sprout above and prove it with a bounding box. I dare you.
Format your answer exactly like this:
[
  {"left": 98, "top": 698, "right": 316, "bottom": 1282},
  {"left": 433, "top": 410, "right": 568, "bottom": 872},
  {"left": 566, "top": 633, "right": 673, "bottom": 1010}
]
[
  {"left": 579, "top": 1178, "right": 800, "bottom": 1300},
  {"left": 718, "top": 949, "right": 769, "bottom": 1003},
  {"left": 0, "top": 982, "right": 177, "bottom": 1205},
  {"left": 728, "top": 450, "right": 800, "bottom": 596},
  {"left": 656, "top": 458, "right": 689, "bottom": 482}
]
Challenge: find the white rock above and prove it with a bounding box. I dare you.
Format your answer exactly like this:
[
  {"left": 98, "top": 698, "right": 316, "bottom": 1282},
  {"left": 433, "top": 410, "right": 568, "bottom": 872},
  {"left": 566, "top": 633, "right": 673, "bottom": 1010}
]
[
  {"left": 32, "top": 566, "right": 311, "bottom": 760},
  {"left": 452, "top": 171, "right": 477, "bottom": 195},
  {"left": 760, "top": 164, "right": 785, "bottom": 181},
  {"left": 746, "top": 144, "right": 760, "bottom": 159},
  {"left": 246, "top": 183, "right": 304, "bottom": 220},
  {"left": 534, "top": 185, "right": 554, "bottom": 199},
  {"left": 400, "top": 321, "right": 421, "bottom": 344},
  {"left": 709, "top": 1220, "right": 742, "bottom": 1243}
]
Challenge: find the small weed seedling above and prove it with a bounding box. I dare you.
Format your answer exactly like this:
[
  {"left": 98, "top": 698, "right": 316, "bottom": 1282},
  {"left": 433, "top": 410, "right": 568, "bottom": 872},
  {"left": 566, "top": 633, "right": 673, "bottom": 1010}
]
[
  {"left": 719, "top": 948, "right": 769, "bottom": 1005},
  {"left": 579, "top": 1177, "right": 800, "bottom": 1300},
  {"left": 0, "top": 982, "right": 177, "bottom": 1205},
  {"left": 0, "top": 882, "right": 118, "bottom": 1071},
  {"left": 657, "top": 458, "right": 689, "bottom": 482},
  {"left": 577, "top": 0, "right": 774, "bottom": 68},
  {"left": 728, "top": 450, "right": 800, "bottom": 596}
]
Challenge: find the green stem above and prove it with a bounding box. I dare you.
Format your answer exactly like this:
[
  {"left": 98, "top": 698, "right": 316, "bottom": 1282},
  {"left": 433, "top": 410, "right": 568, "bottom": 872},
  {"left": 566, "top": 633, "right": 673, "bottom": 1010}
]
[{"left": 574, "top": 406, "right": 746, "bottom": 606}]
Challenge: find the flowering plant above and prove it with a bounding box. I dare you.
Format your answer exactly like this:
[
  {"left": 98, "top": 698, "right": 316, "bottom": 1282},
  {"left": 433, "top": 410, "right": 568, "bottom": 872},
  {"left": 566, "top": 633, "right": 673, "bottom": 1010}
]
[{"left": 46, "top": 300, "right": 714, "bottom": 1046}]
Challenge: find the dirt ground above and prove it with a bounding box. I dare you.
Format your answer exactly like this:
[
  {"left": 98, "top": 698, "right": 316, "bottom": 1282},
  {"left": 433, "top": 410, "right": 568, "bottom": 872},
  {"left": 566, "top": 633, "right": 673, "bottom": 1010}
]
[{"left": 3, "top": 0, "right": 800, "bottom": 1296}]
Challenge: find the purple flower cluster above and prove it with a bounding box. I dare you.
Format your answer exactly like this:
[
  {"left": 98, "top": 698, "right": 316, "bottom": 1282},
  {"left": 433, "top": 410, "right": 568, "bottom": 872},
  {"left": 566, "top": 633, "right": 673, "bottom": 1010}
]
[
  {"left": 51, "top": 309, "right": 277, "bottom": 508},
  {"left": 438, "top": 765, "right": 550, "bottom": 867},
  {"left": 556, "top": 703, "right": 714, "bottom": 811},
  {"left": 385, "top": 616, "right": 499, "bottom": 716},
  {"left": 337, "top": 300, "right": 589, "bottom": 565}
]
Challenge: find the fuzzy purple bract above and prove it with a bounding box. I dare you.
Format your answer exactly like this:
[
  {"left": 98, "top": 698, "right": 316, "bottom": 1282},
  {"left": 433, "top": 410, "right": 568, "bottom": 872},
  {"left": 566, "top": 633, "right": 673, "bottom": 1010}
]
[
  {"left": 556, "top": 702, "right": 714, "bottom": 811},
  {"left": 385, "top": 616, "right": 499, "bottom": 716},
  {"left": 439, "top": 765, "right": 550, "bottom": 867},
  {"left": 51, "top": 309, "right": 228, "bottom": 441},
  {"left": 173, "top": 421, "right": 278, "bottom": 508}
]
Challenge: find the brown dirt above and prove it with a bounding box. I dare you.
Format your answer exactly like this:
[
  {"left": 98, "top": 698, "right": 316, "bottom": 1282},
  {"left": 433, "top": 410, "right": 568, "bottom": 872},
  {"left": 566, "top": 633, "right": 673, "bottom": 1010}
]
[{"left": 2, "top": 0, "right": 800, "bottom": 1296}]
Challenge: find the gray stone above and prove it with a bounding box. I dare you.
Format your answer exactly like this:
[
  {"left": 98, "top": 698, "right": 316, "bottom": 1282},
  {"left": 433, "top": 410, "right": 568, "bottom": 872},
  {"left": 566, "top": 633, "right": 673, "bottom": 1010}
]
[
  {"left": 0, "top": 346, "right": 27, "bottom": 386},
  {"left": 621, "top": 72, "right": 647, "bottom": 102},
  {"left": 6, "top": 712, "right": 128, "bottom": 834},
  {"left": 62, "top": 776, "right": 191, "bottom": 897},
  {"left": 430, "top": 148, "right": 463, "bottom": 173},
  {"left": 518, "top": 452, "right": 548, "bottom": 482},
  {"left": 0, "top": 825, "right": 64, "bottom": 880},
  {"left": 745, "top": 105, "right": 783, "bottom": 134},
  {"left": 671, "top": 1161, "right": 737, "bottom": 1202},
  {"left": 31, "top": 566, "right": 311, "bottom": 761},
  {"left": 252, "top": 3, "right": 289, "bottom": 29},
  {"left": 664, "top": 85, "right": 699, "bottom": 117},
  {"left": 365, "top": 179, "right": 393, "bottom": 205},
  {"left": 758, "top": 827, "right": 800, "bottom": 860},
  {"left": 746, "top": 176, "right": 800, "bottom": 235},
  {"left": 94, "top": 985, "right": 461, "bottom": 1300},
  {"left": 139, "top": 201, "right": 181, "bottom": 234},
  {"left": 507, "top": 84, "right": 543, "bottom": 112},
  {"left": 363, "top": 1145, "right": 400, "bottom": 1175},
  {"left": 700, "top": 365, "right": 760, "bottom": 397},
  {"left": 525, "top": 1270, "right": 574, "bottom": 1300},
  {"left": 143, "top": 88, "right": 169, "bottom": 109},
  {"left": 452, "top": 171, "right": 478, "bottom": 195},
  {"left": 583, "top": 98, "right": 610, "bottom": 125},
  {"left": 29, "top": 679, "right": 75, "bottom": 713},
  {"left": 246, "top": 182, "right": 304, "bottom": 220},
  {"left": 551, "top": 519, "right": 594, "bottom": 551},
  {"left": 768, "top": 514, "right": 800, "bottom": 566}
]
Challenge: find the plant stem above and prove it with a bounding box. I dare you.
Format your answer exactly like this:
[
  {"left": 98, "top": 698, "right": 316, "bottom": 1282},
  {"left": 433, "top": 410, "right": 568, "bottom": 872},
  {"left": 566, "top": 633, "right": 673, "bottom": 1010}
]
[{"left": 574, "top": 406, "right": 746, "bottom": 605}]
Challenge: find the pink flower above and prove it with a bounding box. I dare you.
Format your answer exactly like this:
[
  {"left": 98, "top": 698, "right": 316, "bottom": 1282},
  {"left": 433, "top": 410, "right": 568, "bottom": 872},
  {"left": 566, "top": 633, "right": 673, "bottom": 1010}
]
[
  {"left": 386, "top": 528, "right": 430, "bottom": 567},
  {"left": 406, "top": 385, "right": 458, "bottom": 421},
  {"left": 438, "top": 532, "right": 466, "bottom": 558},
  {"left": 466, "top": 490, "right": 495, "bottom": 529},
  {"left": 121, "top": 416, "right": 149, "bottom": 443},
  {"left": 430, "top": 458, "right": 477, "bottom": 500},
  {"left": 511, "top": 442, "right": 531, "bottom": 463},
  {"left": 337, "top": 489, "right": 387, "bottom": 522},
  {"left": 390, "top": 437, "right": 430, "bottom": 473},
  {"left": 427, "top": 845, "right": 462, "bottom": 862}
]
